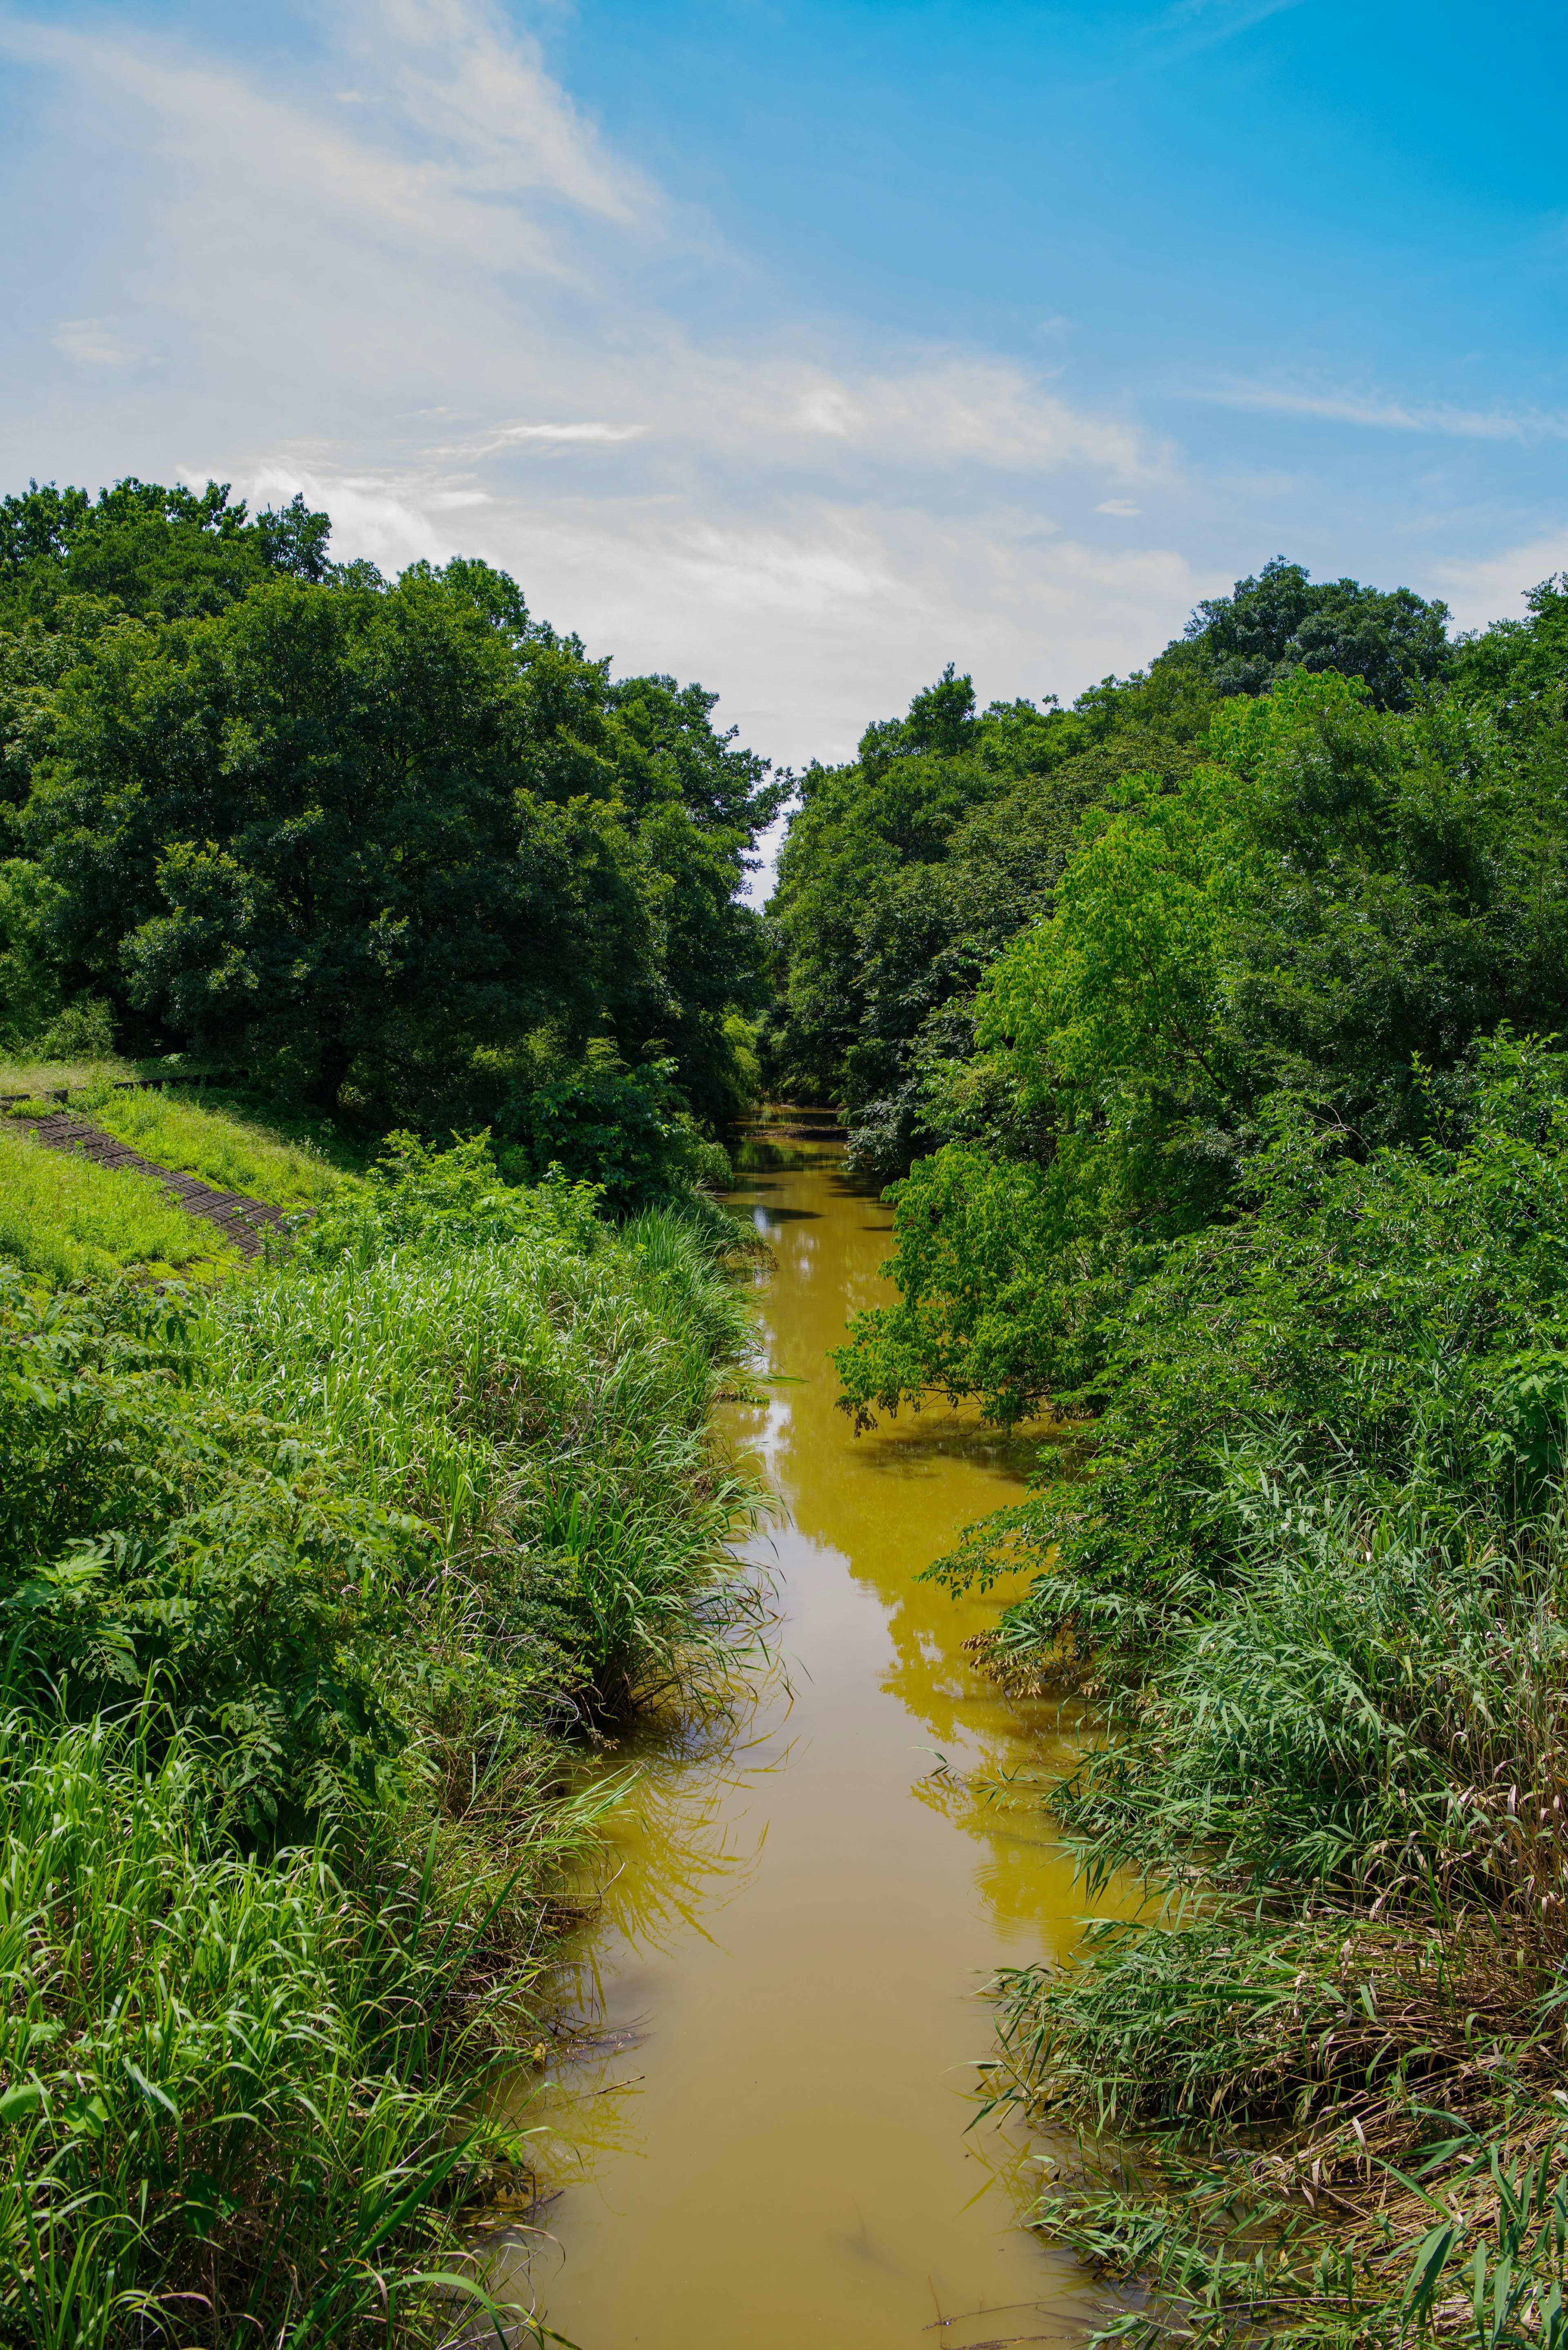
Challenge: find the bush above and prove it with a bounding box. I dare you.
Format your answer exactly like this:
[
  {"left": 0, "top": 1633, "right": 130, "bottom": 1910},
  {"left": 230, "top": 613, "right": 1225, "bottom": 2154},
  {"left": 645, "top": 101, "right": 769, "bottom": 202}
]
[{"left": 501, "top": 1056, "right": 731, "bottom": 1216}]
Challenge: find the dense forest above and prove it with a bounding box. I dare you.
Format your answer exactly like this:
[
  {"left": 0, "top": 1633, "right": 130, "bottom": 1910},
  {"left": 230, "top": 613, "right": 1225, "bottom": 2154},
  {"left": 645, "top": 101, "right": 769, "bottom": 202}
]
[{"left": 769, "top": 560, "right": 1568, "bottom": 2339}]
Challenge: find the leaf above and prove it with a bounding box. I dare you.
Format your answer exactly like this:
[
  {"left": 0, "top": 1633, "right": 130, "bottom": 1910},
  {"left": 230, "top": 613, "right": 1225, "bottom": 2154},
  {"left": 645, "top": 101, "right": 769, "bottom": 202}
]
[
  {"left": 0, "top": 2082, "right": 43, "bottom": 2125},
  {"left": 122, "top": 2060, "right": 180, "bottom": 2120}
]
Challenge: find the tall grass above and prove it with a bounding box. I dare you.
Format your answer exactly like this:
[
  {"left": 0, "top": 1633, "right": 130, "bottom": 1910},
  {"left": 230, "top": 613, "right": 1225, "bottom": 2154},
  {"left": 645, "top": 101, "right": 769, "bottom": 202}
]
[
  {"left": 0, "top": 1134, "right": 766, "bottom": 2343},
  {"left": 0, "top": 1705, "right": 570, "bottom": 2348},
  {"left": 949, "top": 1041, "right": 1568, "bottom": 2346},
  {"left": 0, "top": 1121, "right": 240, "bottom": 1284},
  {"left": 205, "top": 1172, "right": 767, "bottom": 1713}
]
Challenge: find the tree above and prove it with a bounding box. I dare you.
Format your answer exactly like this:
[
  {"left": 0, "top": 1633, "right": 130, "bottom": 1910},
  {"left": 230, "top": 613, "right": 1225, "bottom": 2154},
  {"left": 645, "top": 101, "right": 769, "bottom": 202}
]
[
  {"left": 1179, "top": 554, "right": 1452, "bottom": 709},
  {"left": 834, "top": 663, "right": 1568, "bottom": 1428},
  {"left": 23, "top": 562, "right": 668, "bottom": 1108},
  {"left": 13, "top": 528, "right": 781, "bottom": 1126},
  {"left": 0, "top": 478, "right": 334, "bottom": 628}
]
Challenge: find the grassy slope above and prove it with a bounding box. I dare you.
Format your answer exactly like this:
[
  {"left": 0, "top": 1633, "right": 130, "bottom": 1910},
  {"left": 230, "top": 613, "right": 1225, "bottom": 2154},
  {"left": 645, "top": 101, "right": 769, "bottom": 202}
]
[
  {"left": 0, "top": 1078, "right": 363, "bottom": 1287},
  {"left": 76, "top": 1082, "right": 350, "bottom": 1208},
  {"left": 0, "top": 1137, "right": 763, "bottom": 2347},
  {"left": 0, "top": 1053, "right": 163, "bottom": 1093},
  {"left": 0, "top": 1119, "right": 242, "bottom": 1283}
]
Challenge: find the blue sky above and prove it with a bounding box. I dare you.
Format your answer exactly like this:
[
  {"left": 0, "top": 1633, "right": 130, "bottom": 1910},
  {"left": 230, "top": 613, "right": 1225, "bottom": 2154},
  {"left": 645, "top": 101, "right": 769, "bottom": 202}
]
[{"left": 1, "top": 0, "right": 1564, "bottom": 790}]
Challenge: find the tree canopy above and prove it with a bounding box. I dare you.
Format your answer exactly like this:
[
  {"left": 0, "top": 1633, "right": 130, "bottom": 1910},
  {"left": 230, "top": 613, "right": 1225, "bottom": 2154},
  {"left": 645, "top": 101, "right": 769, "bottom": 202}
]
[
  {"left": 0, "top": 477, "right": 784, "bottom": 1133},
  {"left": 812, "top": 569, "right": 1568, "bottom": 1429}
]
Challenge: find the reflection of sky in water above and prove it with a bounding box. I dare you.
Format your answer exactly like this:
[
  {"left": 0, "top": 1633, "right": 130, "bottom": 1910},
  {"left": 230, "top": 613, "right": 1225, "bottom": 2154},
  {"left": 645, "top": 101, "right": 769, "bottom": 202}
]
[{"left": 500, "top": 1140, "right": 1122, "bottom": 2350}]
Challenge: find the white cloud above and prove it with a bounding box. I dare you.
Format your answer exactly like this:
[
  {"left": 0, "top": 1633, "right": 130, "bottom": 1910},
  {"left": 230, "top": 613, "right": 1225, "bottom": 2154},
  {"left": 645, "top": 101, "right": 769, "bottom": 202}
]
[
  {"left": 51, "top": 319, "right": 136, "bottom": 366},
  {"left": 0, "top": 2, "right": 650, "bottom": 290},
  {"left": 1096, "top": 497, "right": 1141, "bottom": 517},
  {"left": 771, "top": 359, "right": 1168, "bottom": 481},
  {"left": 1429, "top": 531, "right": 1568, "bottom": 632},
  {"left": 334, "top": 0, "right": 651, "bottom": 223},
  {"left": 495, "top": 421, "right": 647, "bottom": 445}
]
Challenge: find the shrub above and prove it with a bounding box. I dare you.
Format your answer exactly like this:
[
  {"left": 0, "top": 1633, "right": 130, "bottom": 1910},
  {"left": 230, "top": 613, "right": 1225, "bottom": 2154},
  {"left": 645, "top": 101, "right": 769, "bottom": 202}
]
[{"left": 502, "top": 1056, "right": 731, "bottom": 1216}]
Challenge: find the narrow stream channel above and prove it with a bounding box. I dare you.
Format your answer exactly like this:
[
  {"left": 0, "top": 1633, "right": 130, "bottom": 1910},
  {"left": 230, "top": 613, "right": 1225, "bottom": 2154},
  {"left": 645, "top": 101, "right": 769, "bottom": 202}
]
[{"left": 504, "top": 1137, "right": 1105, "bottom": 2348}]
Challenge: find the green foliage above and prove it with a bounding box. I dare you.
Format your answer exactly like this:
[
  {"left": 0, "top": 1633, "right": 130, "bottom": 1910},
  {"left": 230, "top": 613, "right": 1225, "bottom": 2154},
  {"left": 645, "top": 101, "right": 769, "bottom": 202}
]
[
  {"left": 794, "top": 569, "right": 1568, "bottom": 2340},
  {"left": 0, "top": 1703, "right": 574, "bottom": 2348},
  {"left": 239, "top": 1132, "right": 763, "bottom": 1710},
  {"left": 1452, "top": 572, "right": 1568, "bottom": 726},
  {"left": 837, "top": 664, "right": 1568, "bottom": 1429},
  {"left": 0, "top": 864, "right": 65, "bottom": 1049},
  {"left": 0, "top": 1132, "right": 763, "bottom": 2338},
  {"left": 0, "top": 1271, "right": 419, "bottom": 1835},
  {"left": 0, "top": 475, "right": 777, "bottom": 1138},
  {"left": 504, "top": 1053, "right": 732, "bottom": 1215},
  {"left": 766, "top": 560, "right": 1451, "bottom": 1175},
  {"left": 1179, "top": 551, "right": 1454, "bottom": 707},
  {"left": 0, "top": 478, "right": 330, "bottom": 628},
  {"left": 936, "top": 1035, "right": 1568, "bottom": 1659},
  {"left": 928, "top": 1045, "right": 1568, "bottom": 2348}
]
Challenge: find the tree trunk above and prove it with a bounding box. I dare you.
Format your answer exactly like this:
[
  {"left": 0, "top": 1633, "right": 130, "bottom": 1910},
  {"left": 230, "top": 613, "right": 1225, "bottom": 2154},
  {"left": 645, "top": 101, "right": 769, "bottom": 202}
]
[{"left": 308, "top": 1035, "right": 353, "bottom": 1112}]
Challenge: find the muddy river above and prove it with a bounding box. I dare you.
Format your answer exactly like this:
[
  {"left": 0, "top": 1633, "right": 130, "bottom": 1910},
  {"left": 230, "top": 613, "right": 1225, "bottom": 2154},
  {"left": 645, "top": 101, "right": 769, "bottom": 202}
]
[{"left": 505, "top": 1135, "right": 1104, "bottom": 2348}]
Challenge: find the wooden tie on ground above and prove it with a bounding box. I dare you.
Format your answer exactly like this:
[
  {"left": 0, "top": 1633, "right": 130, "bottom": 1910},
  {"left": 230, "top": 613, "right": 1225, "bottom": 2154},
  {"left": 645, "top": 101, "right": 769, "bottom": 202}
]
[{"left": 22, "top": 1113, "right": 295, "bottom": 1260}]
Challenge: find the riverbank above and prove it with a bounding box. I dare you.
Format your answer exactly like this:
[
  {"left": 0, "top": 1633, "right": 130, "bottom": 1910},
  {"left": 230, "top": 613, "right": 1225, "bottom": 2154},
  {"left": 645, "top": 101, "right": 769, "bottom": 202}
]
[
  {"left": 934, "top": 1039, "right": 1568, "bottom": 2349},
  {"left": 0, "top": 1133, "right": 762, "bottom": 2346},
  {"left": 483, "top": 1136, "right": 1114, "bottom": 2350}
]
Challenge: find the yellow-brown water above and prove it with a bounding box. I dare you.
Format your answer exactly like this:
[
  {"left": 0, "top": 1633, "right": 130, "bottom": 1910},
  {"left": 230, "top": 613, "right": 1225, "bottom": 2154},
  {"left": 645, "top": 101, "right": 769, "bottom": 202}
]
[{"left": 511, "top": 1144, "right": 1102, "bottom": 2347}]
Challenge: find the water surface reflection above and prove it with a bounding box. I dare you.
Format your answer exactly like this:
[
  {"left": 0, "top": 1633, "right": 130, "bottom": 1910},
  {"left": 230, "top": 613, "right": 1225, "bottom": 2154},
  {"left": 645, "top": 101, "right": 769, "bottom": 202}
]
[{"left": 501, "top": 1142, "right": 1109, "bottom": 2349}]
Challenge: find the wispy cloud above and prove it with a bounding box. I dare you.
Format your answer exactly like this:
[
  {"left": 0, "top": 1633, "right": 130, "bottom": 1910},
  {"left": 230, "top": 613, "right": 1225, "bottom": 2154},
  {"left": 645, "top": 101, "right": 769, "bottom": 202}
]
[
  {"left": 333, "top": 0, "right": 651, "bottom": 223},
  {"left": 0, "top": 1, "right": 652, "bottom": 285},
  {"left": 51, "top": 319, "right": 137, "bottom": 366},
  {"left": 1201, "top": 382, "right": 1568, "bottom": 441},
  {"left": 432, "top": 420, "right": 650, "bottom": 456},
  {"left": 0, "top": 0, "right": 1210, "bottom": 775}
]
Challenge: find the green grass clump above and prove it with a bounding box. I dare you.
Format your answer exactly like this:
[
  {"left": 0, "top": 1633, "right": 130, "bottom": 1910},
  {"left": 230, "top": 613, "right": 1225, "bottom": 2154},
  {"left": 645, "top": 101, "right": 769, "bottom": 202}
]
[
  {"left": 76, "top": 1082, "right": 349, "bottom": 1209},
  {"left": 0, "top": 1121, "right": 238, "bottom": 1284},
  {"left": 0, "top": 1708, "right": 551, "bottom": 2347},
  {"left": 209, "top": 1133, "right": 766, "bottom": 1710}
]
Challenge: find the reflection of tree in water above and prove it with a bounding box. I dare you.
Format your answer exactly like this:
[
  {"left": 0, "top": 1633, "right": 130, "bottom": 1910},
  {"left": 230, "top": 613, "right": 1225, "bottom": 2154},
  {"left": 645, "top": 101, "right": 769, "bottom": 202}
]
[
  {"left": 795, "top": 1404, "right": 1058, "bottom": 1751},
  {"left": 560, "top": 1690, "right": 793, "bottom": 1993},
  {"left": 511, "top": 1686, "right": 796, "bottom": 2223}
]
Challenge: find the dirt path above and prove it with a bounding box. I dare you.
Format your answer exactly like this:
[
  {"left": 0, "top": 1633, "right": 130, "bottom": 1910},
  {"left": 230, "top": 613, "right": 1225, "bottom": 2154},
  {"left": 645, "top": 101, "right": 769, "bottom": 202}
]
[{"left": 22, "top": 1113, "right": 298, "bottom": 1260}]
